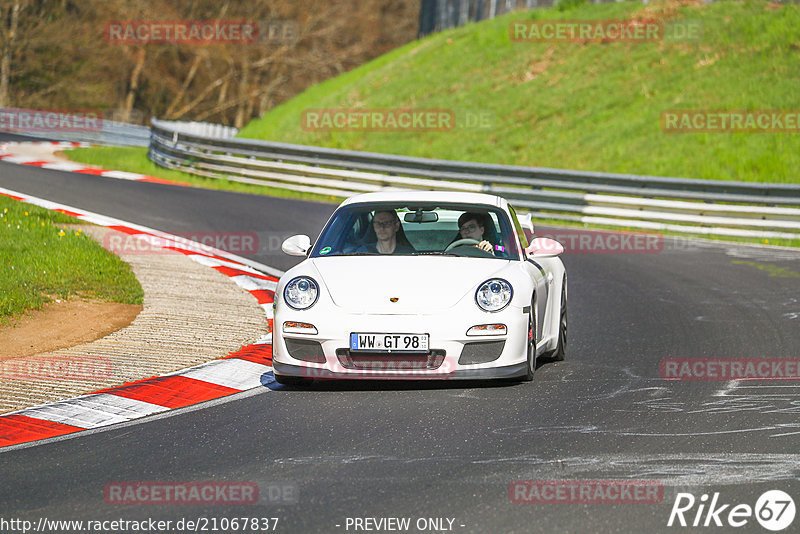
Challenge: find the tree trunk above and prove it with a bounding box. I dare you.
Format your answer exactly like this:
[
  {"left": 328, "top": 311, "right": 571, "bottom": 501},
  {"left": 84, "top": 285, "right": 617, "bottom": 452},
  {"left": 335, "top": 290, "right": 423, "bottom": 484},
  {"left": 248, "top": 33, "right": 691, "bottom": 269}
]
[
  {"left": 233, "top": 59, "right": 250, "bottom": 129},
  {"left": 121, "top": 47, "right": 146, "bottom": 123},
  {"left": 165, "top": 52, "right": 204, "bottom": 118},
  {"left": 0, "top": 0, "right": 21, "bottom": 107}
]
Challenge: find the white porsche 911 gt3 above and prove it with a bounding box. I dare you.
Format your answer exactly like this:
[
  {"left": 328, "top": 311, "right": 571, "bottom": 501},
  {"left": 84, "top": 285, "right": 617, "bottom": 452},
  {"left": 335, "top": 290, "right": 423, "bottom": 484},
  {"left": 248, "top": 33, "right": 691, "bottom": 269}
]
[{"left": 272, "top": 191, "right": 566, "bottom": 384}]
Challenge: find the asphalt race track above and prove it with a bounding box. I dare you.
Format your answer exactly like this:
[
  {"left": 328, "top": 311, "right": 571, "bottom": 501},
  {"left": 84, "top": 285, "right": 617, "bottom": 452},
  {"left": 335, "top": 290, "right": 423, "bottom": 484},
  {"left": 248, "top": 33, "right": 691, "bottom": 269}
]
[{"left": 2, "top": 140, "right": 800, "bottom": 533}]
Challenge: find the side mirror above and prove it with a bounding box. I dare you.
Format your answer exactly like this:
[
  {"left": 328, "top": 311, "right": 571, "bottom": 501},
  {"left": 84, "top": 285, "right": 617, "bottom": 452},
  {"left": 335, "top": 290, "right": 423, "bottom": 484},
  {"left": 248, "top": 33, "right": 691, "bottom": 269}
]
[
  {"left": 526, "top": 237, "right": 564, "bottom": 258},
  {"left": 281, "top": 234, "right": 311, "bottom": 256}
]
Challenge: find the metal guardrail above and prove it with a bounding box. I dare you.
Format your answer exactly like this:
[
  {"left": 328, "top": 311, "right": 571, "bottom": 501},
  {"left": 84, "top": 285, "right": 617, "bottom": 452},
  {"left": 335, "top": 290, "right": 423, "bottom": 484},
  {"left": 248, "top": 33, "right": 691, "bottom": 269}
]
[
  {"left": 149, "top": 118, "right": 800, "bottom": 240},
  {"left": 153, "top": 120, "right": 238, "bottom": 139}
]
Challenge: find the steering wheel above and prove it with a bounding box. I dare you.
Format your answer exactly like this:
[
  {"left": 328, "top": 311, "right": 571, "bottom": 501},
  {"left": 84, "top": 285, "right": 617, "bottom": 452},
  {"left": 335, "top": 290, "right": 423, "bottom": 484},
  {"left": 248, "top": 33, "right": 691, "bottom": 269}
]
[{"left": 445, "top": 238, "right": 480, "bottom": 252}]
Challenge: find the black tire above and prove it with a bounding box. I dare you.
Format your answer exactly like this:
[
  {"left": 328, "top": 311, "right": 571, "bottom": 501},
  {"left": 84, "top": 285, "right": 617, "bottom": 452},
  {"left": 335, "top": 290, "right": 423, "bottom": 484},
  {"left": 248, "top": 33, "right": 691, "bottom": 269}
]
[
  {"left": 543, "top": 280, "right": 567, "bottom": 362},
  {"left": 273, "top": 373, "right": 308, "bottom": 386},
  {"left": 523, "top": 302, "right": 537, "bottom": 381}
]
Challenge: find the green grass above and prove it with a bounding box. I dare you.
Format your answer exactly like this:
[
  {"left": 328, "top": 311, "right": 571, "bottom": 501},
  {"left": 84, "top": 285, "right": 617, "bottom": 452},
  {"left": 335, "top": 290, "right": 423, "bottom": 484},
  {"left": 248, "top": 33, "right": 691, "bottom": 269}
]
[
  {"left": 0, "top": 196, "right": 143, "bottom": 323},
  {"left": 238, "top": 0, "right": 800, "bottom": 183},
  {"left": 64, "top": 146, "right": 342, "bottom": 204}
]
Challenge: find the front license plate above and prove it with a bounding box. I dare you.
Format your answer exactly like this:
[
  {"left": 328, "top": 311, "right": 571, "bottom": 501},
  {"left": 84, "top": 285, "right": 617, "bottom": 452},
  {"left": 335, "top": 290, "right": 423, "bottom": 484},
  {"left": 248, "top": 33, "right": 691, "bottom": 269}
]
[{"left": 350, "top": 333, "right": 429, "bottom": 352}]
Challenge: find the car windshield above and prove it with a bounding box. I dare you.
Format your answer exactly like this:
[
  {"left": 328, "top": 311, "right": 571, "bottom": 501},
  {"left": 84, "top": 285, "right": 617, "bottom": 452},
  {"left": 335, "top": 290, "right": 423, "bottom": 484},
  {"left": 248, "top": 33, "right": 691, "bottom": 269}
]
[{"left": 310, "top": 203, "right": 519, "bottom": 260}]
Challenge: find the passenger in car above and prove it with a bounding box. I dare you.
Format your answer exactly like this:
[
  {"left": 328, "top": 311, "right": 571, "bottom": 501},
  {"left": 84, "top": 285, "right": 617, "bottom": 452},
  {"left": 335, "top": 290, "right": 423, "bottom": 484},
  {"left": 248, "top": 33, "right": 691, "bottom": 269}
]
[{"left": 357, "top": 209, "right": 416, "bottom": 254}]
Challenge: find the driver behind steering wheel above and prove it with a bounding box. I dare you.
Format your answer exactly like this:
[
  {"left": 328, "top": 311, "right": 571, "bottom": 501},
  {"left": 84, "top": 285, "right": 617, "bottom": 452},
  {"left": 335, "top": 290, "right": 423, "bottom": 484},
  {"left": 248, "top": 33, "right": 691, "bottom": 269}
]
[{"left": 453, "top": 212, "right": 495, "bottom": 255}]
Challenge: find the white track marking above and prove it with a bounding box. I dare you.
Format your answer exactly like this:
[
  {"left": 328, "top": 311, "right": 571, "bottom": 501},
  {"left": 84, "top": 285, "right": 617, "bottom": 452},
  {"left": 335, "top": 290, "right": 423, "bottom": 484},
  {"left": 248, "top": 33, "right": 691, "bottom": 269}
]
[
  {"left": 230, "top": 275, "right": 278, "bottom": 292},
  {"left": 11, "top": 394, "right": 168, "bottom": 429},
  {"left": 99, "top": 170, "right": 148, "bottom": 180},
  {"left": 39, "top": 162, "right": 89, "bottom": 171},
  {"left": 170, "top": 359, "right": 272, "bottom": 390}
]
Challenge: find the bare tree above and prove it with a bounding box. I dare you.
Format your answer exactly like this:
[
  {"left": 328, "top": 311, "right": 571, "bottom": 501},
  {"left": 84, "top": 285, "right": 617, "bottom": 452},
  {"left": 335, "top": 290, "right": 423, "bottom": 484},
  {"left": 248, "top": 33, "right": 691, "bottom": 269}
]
[
  {"left": 120, "top": 46, "right": 146, "bottom": 122},
  {"left": 0, "top": 0, "right": 22, "bottom": 106},
  {"left": 1, "top": 0, "right": 420, "bottom": 126},
  {"left": 164, "top": 50, "right": 206, "bottom": 118}
]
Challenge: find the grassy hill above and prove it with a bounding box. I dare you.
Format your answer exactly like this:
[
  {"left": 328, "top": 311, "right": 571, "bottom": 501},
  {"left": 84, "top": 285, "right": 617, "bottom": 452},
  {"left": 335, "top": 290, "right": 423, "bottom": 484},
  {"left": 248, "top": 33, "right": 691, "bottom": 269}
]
[{"left": 237, "top": 0, "right": 800, "bottom": 183}]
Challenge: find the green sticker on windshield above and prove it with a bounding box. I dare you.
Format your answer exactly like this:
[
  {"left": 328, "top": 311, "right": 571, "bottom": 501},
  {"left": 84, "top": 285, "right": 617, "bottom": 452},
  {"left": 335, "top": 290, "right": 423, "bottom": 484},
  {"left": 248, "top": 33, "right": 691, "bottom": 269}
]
[{"left": 320, "top": 246, "right": 331, "bottom": 255}]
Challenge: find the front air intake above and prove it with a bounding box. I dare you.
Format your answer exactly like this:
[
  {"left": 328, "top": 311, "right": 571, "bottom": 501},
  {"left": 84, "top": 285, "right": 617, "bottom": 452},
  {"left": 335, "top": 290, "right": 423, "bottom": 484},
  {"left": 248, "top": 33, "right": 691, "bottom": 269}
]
[
  {"left": 285, "top": 338, "right": 326, "bottom": 363},
  {"left": 335, "top": 349, "right": 446, "bottom": 371},
  {"left": 458, "top": 340, "right": 505, "bottom": 365}
]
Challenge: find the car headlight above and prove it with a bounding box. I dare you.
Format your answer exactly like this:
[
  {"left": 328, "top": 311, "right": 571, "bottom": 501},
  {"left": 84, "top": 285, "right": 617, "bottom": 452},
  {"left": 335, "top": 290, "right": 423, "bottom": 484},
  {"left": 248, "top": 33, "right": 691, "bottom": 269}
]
[
  {"left": 475, "top": 278, "right": 513, "bottom": 312},
  {"left": 284, "top": 276, "right": 319, "bottom": 310}
]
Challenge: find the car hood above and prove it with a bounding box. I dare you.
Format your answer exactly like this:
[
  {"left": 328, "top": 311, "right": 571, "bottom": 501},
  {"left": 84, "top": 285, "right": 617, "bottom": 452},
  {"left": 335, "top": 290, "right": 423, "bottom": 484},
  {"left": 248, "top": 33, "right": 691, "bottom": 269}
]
[{"left": 310, "top": 256, "right": 511, "bottom": 313}]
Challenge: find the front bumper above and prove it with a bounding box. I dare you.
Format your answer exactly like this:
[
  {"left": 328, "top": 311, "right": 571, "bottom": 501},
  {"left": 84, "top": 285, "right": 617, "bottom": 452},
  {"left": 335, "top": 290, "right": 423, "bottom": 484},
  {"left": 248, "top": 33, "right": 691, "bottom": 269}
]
[
  {"left": 273, "top": 307, "right": 528, "bottom": 380},
  {"left": 273, "top": 361, "right": 527, "bottom": 380}
]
